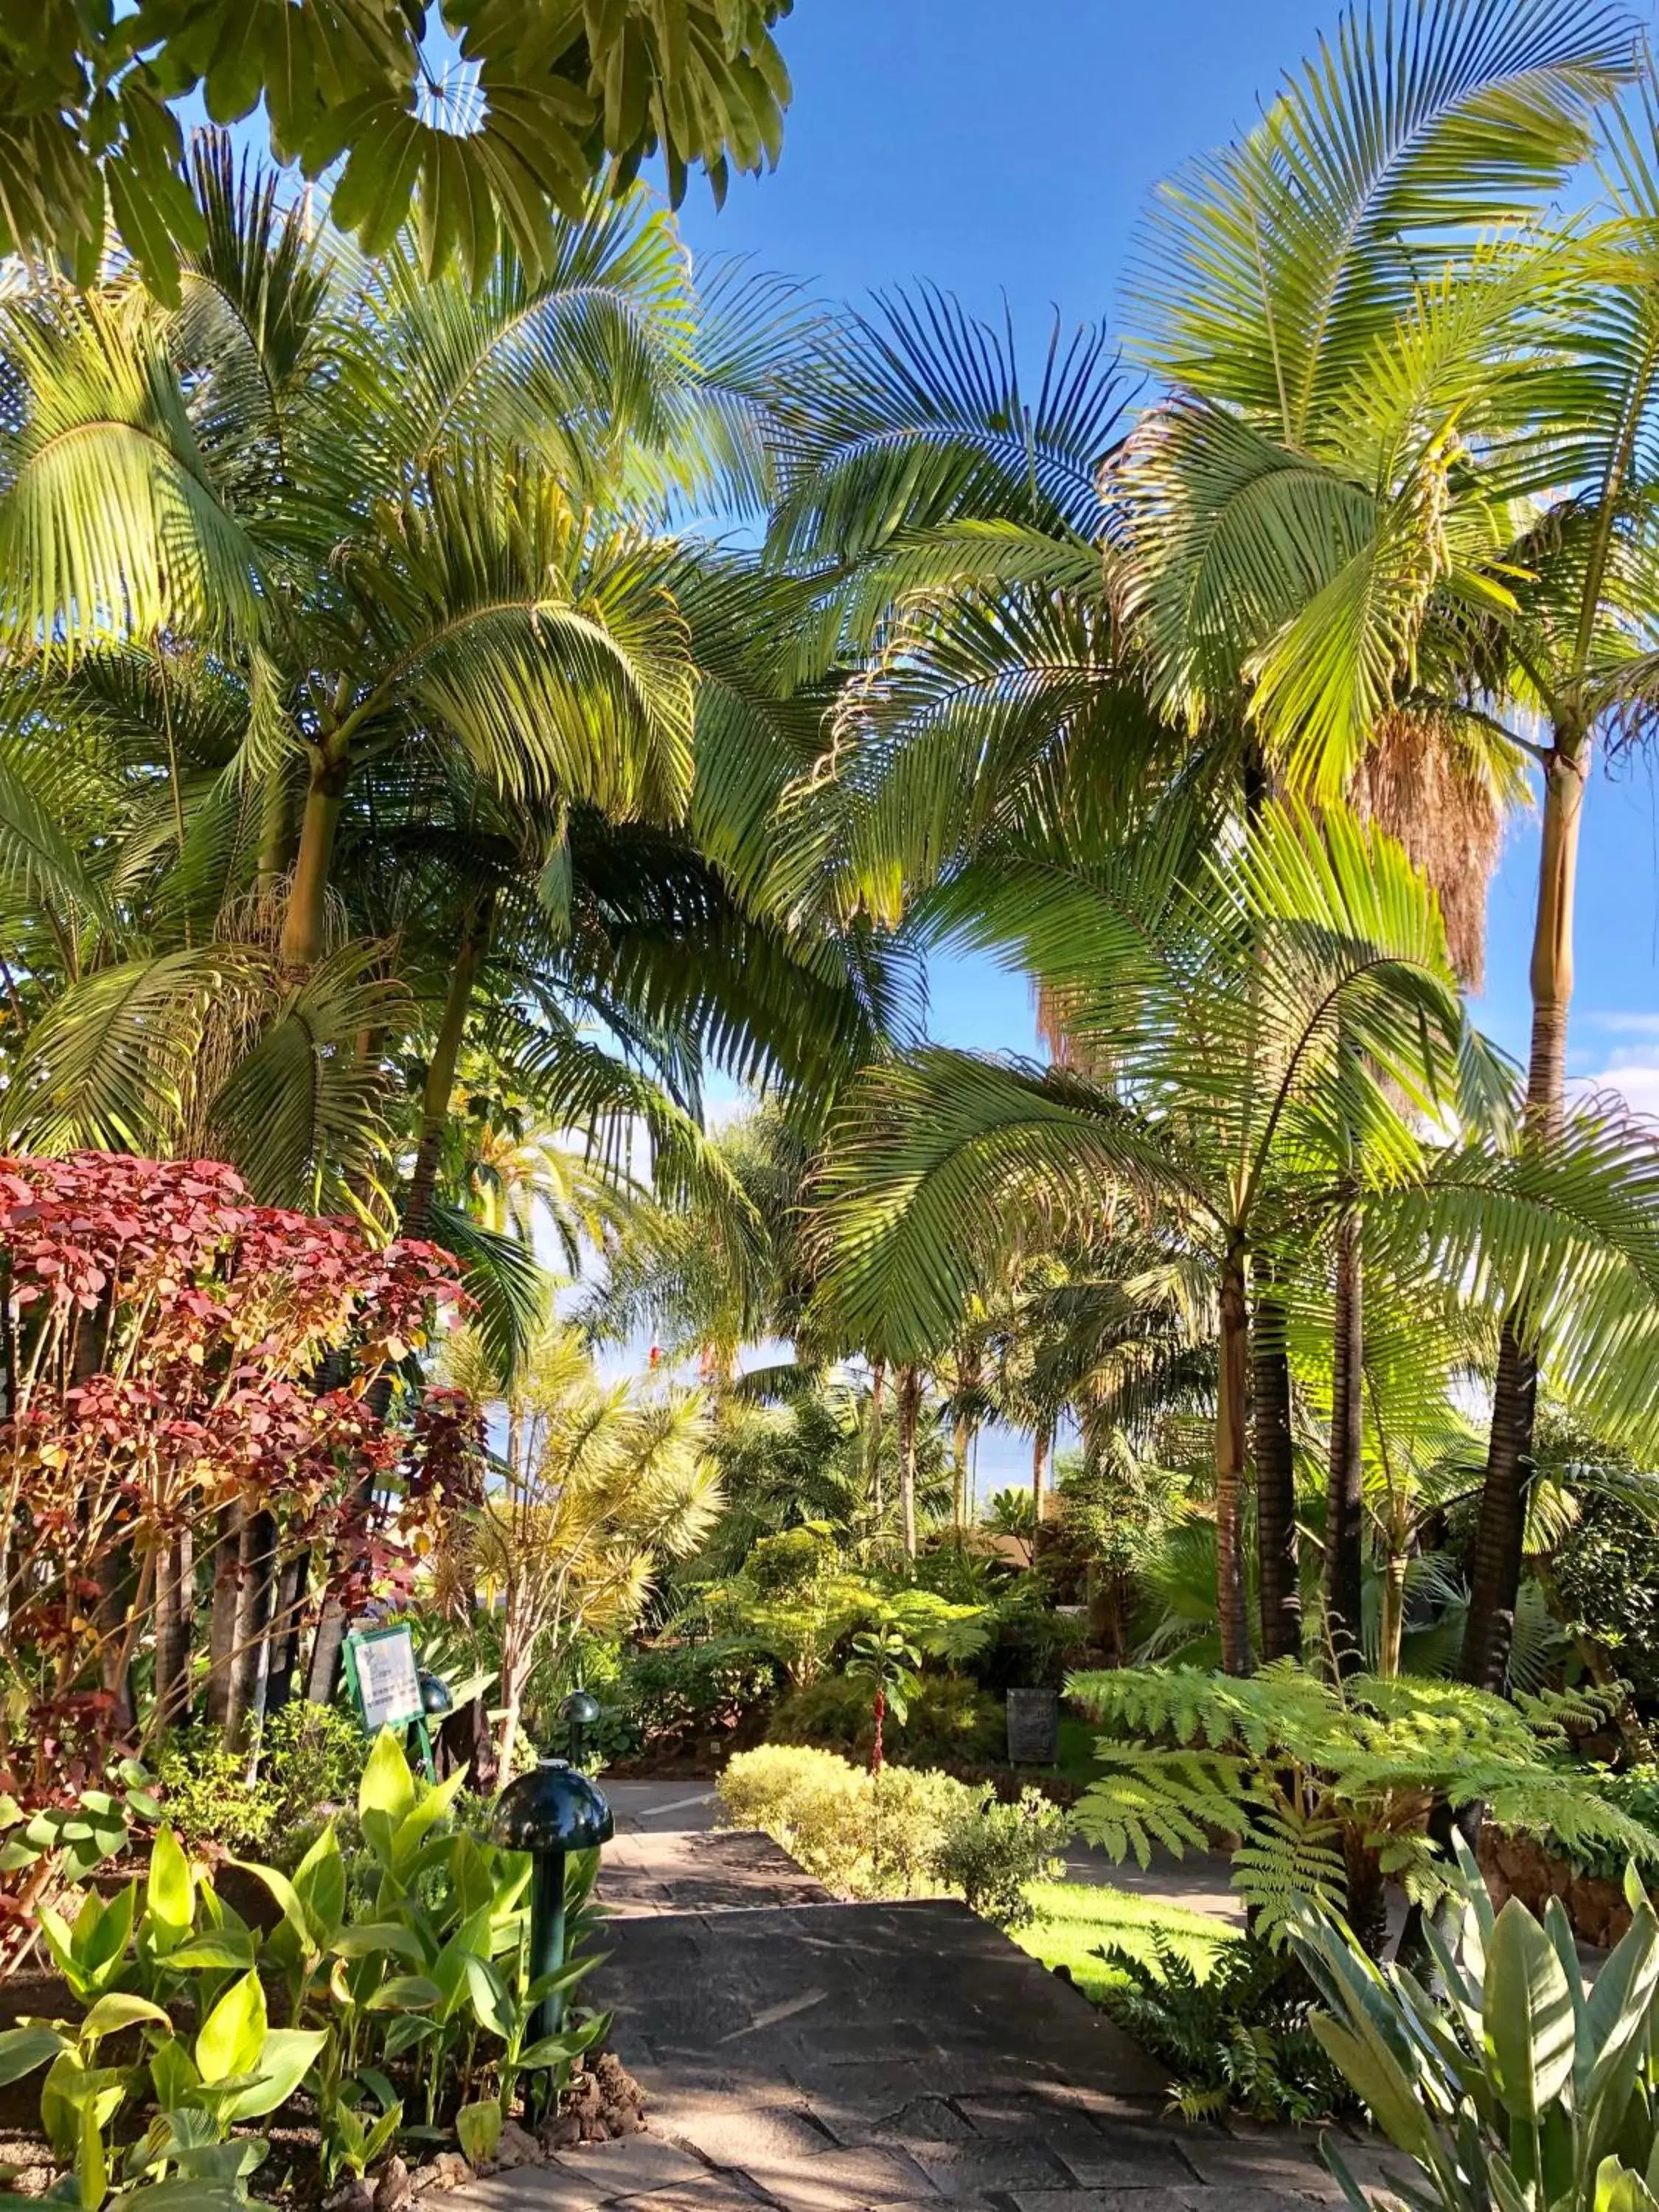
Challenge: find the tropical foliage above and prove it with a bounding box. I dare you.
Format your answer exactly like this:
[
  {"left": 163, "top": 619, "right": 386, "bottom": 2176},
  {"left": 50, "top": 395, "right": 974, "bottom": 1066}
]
[
  {"left": 0, "top": 1, "right": 796, "bottom": 299},
  {"left": 14, "top": 0, "right": 1659, "bottom": 2187}
]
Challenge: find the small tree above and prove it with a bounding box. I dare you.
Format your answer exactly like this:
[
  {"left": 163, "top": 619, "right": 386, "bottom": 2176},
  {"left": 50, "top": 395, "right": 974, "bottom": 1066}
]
[
  {"left": 845, "top": 1624, "right": 922, "bottom": 1773},
  {"left": 441, "top": 1323, "right": 723, "bottom": 1773}
]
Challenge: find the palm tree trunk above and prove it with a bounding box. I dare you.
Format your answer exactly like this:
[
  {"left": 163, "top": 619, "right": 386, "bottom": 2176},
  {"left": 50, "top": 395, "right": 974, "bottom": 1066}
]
[
  {"left": 257, "top": 765, "right": 296, "bottom": 897},
  {"left": 1217, "top": 1245, "right": 1253, "bottom": 1677},
  {"left": 897, "top": 1364, "right": 919, "bottom": 1559},
  {"left": 278, "top": 751, "right": 349, "bottom": 970},
  {"left": 869, "top": 1360, "right": 886, "bottom": 1520},
  {"left": 305, "top": 1594, "right": 349, "bottom": 1704},
  {"left": 227, "top": 1509, "right": 277, "bottom": 1751},
  {"left": 1251, "top": 1270, "right": 1300, "bottom": 1663},
  {"left": 1032, "top": 1422, "right": 1051, "bottom": 1527},
  {"left": 403, "top": 894, "right": 493, "bottom": 1235},
  {"left": 1380, "top": 1548, "right": 1407, "bottom": 1677},
  {"left": 1325, "top": 1211, "right": 1366, "bottom": 1678},
  {"left": 1461, "top": 737, "right": 1583, "bottom": 1689}
]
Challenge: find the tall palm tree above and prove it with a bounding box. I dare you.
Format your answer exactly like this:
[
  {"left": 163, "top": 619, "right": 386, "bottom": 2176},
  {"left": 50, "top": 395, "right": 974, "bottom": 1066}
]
[
  {"left": 1111, "top": 0, "right": 1652, "bottom": 1685},
  {"left": 813, "top": 801, "right": 1492, "bottom": 1673}
]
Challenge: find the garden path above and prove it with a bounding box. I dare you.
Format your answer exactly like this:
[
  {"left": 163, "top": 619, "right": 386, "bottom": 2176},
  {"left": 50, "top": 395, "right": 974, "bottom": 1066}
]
[{"left": 459, "top": 1783, "right": 1412, "bottom": 2212}]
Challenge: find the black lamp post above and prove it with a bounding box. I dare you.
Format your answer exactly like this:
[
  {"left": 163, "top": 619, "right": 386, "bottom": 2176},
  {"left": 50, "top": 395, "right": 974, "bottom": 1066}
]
[{"left": 492, "top": 1737, "right": 613, "bottom": 2098}]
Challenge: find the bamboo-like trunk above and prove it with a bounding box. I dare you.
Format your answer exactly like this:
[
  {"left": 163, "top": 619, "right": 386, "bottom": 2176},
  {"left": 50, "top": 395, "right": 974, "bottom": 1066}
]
[
  {"left": 262, "top": 1551, "right": 308, "bottom": 1714},
  {"left": 277, "top": 755, "right": 348, "bottom": 970},
  {"left": 1325, "top": 1211, "right": 1366, "bottom": 1678},
  {"left": 897, "top": 1365, "right": 919, "bottom": 1559},
  {"left": 227, "top": 1509, "right": 277, "bottom": 1753},
  {"left": 153, "top": 1523, "right": 195, "bottom": 1732},
  {"left": 1462, "top": 737, "right": 1582, "bottom": 1688},
  {"left": 1251, "top": 1273, "right": 1300, "bottom": 1663},
  {"left": 1216, "top": 1248, "right": 1253, "bottom": 1677},
  {"left": 403, "top": 896, "right": 493, "bottom": 1234},
  {"left": 205, "top": 1500, "right": 244, "bottom": 1728}
]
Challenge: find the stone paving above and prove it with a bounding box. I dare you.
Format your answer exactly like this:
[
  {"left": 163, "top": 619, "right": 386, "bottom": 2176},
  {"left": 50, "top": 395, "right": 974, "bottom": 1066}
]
[{"left": 461, "top": 1785, "right": 1413, "bottom": 2212}]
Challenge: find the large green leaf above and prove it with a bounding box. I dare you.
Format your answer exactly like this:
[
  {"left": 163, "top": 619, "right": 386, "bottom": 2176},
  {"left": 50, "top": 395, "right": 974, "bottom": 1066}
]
[{"left": 1484, "top": 1897, "right": 1577, "bottom": 2121}]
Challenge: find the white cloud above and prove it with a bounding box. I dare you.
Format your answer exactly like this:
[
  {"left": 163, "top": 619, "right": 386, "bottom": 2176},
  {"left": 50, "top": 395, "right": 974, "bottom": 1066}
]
[
  {"left": 1571, "top": 1054, "right": 1659, "bottom": 1121},
  {"left": 1580, "top": 1012, "right": 1659, "bottom": 1039}
]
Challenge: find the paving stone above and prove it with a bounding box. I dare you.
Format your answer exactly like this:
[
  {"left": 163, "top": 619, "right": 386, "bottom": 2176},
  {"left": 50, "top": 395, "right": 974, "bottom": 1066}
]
[
  {"left": 620, "top": 2187, "right": 772, "bottom": 2212},
  {"left": 1187, "top": 2192, "right": 1330, "bottom": 2212},
  {"left": 730, "top": 2143, "right": 941, "bottom": 2212},
  {"left": 899, "top": 2135, "right": 1075, "bottom": 2196},
  {"left": 867, "top": 2100, "right": 978, "bottom": 2145},
  {"left": 550, "top": 2135, "right": 712, "bottom": 2198},
  {"left": 602, "top": 1832, "right": 831, "bottom": 1919},
  {"left": 1176, "top": 2133, "right": 1339, "bottom": 2197},
  {"left": 1005, "top": 2189, "right": 1200, "bottom": 2212},
  {"left": 570, "top": 1828, "right": 1356, "bottom": 2212},
  {"left": 1043, "top": 2120, "right": 1208, "bottom": 2191},
  {"left": 952, "top": 2091, "right": 1124, "bottom": 2135},
  {"left": 458, "top": 2171, "right": 613, "bottom": 2211},
  {"left": 786, "top": 2020, "right": 940, "bottom": 2061},
  {"left": 653, "top": 2102, "right": 840, "bottom": 2171}
]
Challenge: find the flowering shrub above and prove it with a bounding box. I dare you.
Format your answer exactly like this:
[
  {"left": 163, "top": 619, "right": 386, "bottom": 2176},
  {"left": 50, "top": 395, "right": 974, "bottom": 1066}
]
[{"left": 0, "top": 1151, "right": 481, "bottom": 1971}]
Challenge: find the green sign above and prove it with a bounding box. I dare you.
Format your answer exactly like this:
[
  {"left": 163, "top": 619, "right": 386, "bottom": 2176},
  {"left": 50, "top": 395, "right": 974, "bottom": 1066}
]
[{"left": 343, "top": 1624, "right": 423, "bottom": 1736}]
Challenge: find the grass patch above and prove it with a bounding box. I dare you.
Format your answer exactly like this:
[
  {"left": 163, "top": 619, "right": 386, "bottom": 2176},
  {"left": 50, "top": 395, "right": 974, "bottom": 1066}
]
[{"left": 1012, "top": 1877, "right": 1234, "bottom": 2005}]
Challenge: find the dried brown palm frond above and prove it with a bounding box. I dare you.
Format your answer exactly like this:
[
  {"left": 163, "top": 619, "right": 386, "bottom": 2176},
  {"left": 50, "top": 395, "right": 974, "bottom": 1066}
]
[{"left": 1349, "top": 709, "right": 1514, "bottom": 992}]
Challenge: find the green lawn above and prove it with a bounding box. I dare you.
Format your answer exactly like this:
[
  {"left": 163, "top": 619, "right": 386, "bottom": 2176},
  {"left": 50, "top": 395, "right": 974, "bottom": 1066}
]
[{"left": 1012, "top": 1878, "right": 1234, "bottom": 2005}]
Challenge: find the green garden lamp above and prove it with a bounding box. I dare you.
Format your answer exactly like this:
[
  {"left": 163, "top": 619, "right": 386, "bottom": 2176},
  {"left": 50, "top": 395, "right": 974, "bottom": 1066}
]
[
  {"left": 410, "top": 1671, "right": 452, "bottom": 1781},
  {"left": 560, "top": 1688, "right": 602, "bottom": 1764},
  {"left": 493, "top": 1753, "right": 613, "bottom": 2093}
]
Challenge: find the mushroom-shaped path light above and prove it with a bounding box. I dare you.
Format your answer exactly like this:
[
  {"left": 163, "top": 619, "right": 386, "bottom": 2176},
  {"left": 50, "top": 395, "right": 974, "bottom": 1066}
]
[
  {"left": 560, "top": 1688, "right": 602, "bottom": 1763},
  {"left": 493, "top": 1754, "right": 614, "bottom": 2075}
]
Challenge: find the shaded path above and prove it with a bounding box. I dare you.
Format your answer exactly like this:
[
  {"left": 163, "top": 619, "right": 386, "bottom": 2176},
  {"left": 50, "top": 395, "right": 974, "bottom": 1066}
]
[{"left": 462, "top": 1784, "right": 1413, "bottom": 2212}]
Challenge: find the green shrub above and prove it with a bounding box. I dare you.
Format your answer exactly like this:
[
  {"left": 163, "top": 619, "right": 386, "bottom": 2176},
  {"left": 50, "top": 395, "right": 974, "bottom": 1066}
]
[
  {"left": 717, "top": 1743, "right": 975, "bottom": 1899},
  {"left": 154, "top": 1703, "right": 370, "bottom": 1857},
  {"left": 768, "top": 1672, "right": 1004, "bottom": 1767},
  {"left": 931, "top": 1788, "right": 1071, "bottom": 1927},
  {"left": 614, "top": 1641, "right": 779, "bottom": 1750}
]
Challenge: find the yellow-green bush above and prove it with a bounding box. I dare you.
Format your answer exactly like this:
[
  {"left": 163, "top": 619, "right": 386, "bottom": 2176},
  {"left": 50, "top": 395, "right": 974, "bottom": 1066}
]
[
  {"left": 717, "top": 1743, "right": 975, "bottom": 1899},
  {"left": 767, "top": 1672, "right": 1004, "bottom": 1767}
]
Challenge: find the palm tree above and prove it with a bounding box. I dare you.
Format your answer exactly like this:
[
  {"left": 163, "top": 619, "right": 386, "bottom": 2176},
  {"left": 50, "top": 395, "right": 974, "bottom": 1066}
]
[
  {"left": 0, "top": 141, "right": 904, "bottom": 1251},
  {"left": 1111, "top": 0, "right": 1652, "bottom": 1685},
  {"left": 813, "top": 800, "right": 1491, "bottom": 1674}
]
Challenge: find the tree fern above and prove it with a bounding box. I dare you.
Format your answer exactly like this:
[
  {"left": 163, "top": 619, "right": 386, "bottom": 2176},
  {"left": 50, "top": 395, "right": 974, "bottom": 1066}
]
[{"left": 1068, "top": 1663, "right": 1658, "bottom": 1942}]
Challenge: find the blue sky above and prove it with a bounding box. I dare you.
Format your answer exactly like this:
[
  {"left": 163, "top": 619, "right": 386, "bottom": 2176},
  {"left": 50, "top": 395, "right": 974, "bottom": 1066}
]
[{"left": 666, "top": 0, "right": 1659, "bottom": 1108}]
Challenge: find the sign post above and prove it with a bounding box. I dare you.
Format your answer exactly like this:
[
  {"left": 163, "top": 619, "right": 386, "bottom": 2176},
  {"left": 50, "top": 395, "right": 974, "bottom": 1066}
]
[{"left": 342, "top": 1624, "right": 434, "bottom": 1775}]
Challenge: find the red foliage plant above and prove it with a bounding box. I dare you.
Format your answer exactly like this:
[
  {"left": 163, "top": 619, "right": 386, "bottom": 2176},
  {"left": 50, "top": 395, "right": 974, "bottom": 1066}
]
[{"left": 0, "top": 1152, "right": 482, "bottom": 1834}]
